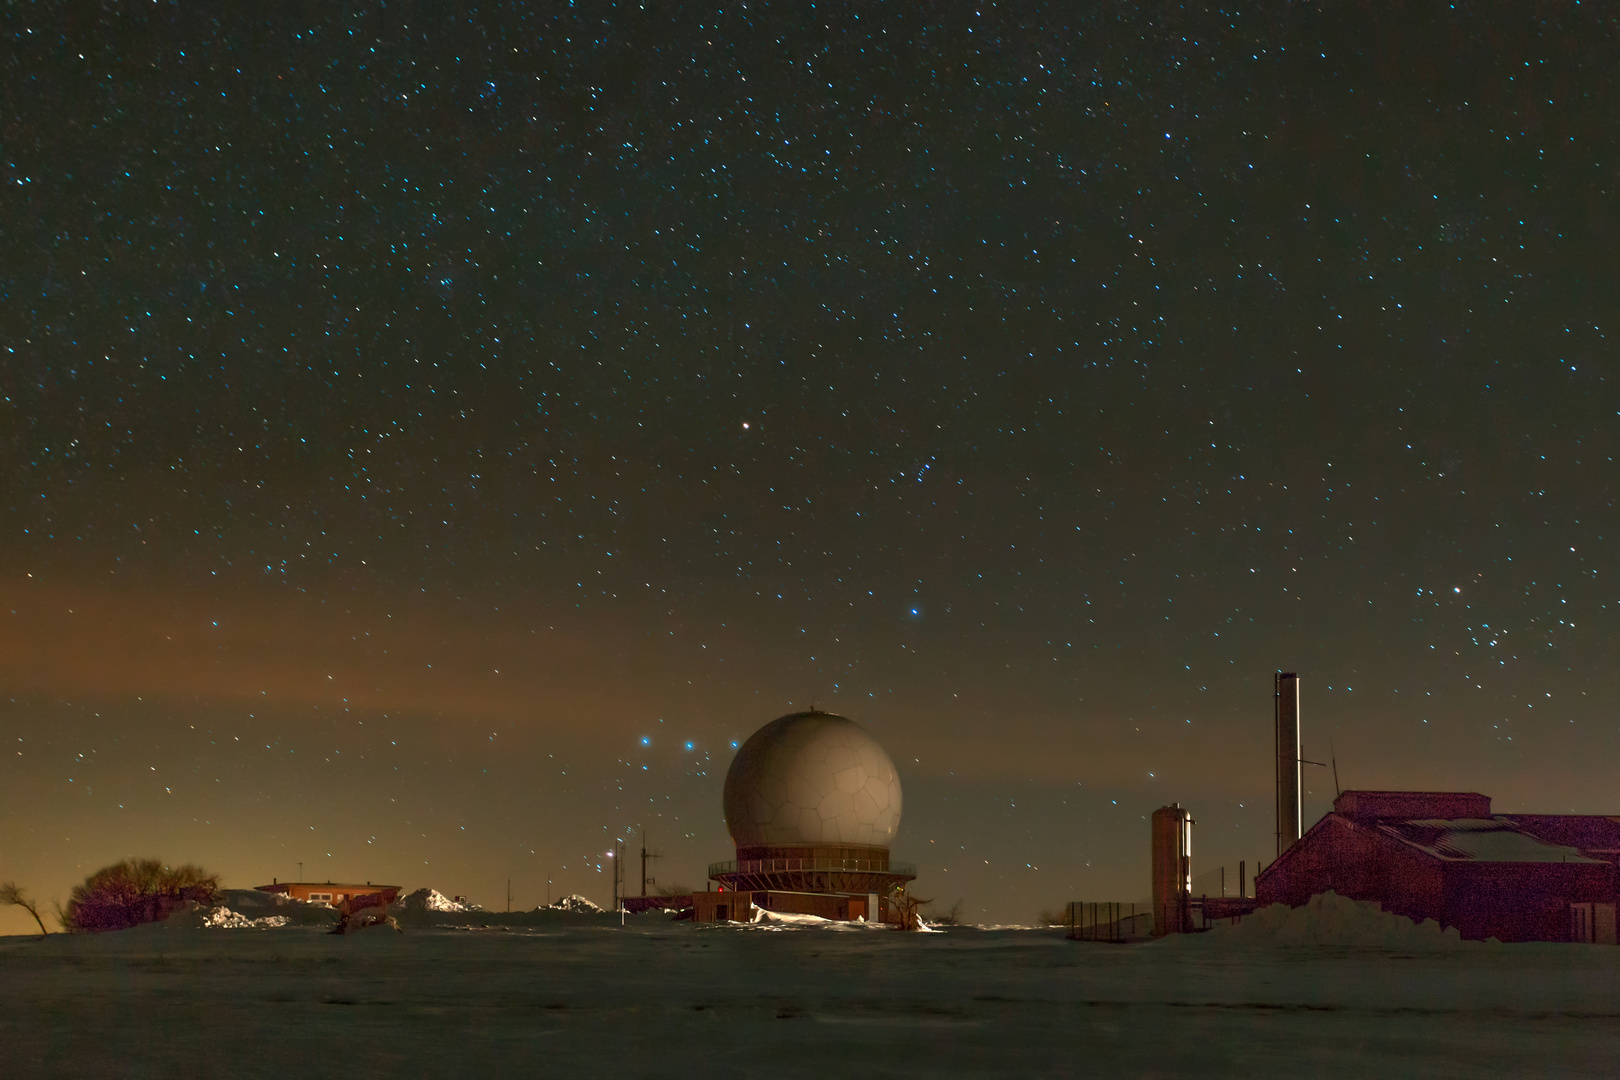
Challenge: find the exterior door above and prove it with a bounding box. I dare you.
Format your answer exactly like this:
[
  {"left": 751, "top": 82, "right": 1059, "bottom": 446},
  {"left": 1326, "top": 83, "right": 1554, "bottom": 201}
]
[{"left": 1571, "top": 903, "right": 1607, "bottom": 943}]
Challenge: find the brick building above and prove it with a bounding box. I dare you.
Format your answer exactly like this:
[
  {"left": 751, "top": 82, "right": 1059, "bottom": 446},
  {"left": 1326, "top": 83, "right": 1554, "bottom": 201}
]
[
  {"left": 256, "top": 880, "right": 401, "bottom": 908},
  {"left": 1256, "top": 791, "right": 1618, "bottom": 943}
]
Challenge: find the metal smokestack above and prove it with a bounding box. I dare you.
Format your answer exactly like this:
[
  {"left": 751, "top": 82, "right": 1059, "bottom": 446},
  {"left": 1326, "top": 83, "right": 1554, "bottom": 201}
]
[{"left": 1275, "top": 672, "right": 1301, "bottom": 857}]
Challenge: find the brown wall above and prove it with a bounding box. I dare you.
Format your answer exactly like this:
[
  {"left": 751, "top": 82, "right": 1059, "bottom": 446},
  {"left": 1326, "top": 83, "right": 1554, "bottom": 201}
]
[
  {"left": 690, "top": 891, "right": 740, "bottom": 922},
  {"left": 1259, "top": 815, "right": 1445, "bottom": 920},
  {"left": 1442, "top": 862, "right": 1614, "bottom": 943}
]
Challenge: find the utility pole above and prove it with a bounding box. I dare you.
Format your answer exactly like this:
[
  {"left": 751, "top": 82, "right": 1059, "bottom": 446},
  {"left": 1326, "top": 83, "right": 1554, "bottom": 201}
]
[
  {"left": 507, "top": 877, "right": 513, "bottom": 913},
  {"left": 640, "top": 829, "right": 662, "bottom": 897}
]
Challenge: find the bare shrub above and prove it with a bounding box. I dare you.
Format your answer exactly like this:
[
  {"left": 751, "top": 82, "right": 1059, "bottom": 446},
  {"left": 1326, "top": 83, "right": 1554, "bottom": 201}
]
[{"left": 63, "top": 859, "right": 221, "bottom": 933}]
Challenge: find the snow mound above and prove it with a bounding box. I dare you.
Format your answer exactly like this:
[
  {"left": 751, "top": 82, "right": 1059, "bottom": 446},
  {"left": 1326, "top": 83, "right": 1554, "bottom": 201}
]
[
  {"left": 200, "top": 906, "right": 289, "bottom": 930},
  {"left": 541, "top": 894, "right": 603, "bottom": 914},
  {"left": 1204, "top": 891, "right": 1464, "bottom": 949},
  {"left": 750, "top": 906, "right": 834, "bottom": 927},
  {"left": 392, "top": 889, "right": 482, "bottom": 915},
  {"left": 746, "top": 905, "right": 906, "bottom": 930},
  {"left": 217, "top": 889, "right": 289, "bottom": 914}
]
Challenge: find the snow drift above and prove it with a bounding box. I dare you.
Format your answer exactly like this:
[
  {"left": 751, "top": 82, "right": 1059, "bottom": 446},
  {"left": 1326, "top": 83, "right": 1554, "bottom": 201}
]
[
  {"left": 391, "top": 888, "right": 484, "bottom": 917},
  {"left": 540, "top": 894, "right": 602, "bottom": 914},
  {"left": 198, "top": 906, "right": 289, "bottom": 930},
  {"left": 1198, "top": 891, "right": 1466, "bottom": 949},
  {"left": 746, "top": 904, "right": 929, "bottom": 931}
]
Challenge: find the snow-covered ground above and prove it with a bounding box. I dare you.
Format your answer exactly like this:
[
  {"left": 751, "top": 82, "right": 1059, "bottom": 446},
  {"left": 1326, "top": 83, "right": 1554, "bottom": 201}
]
[{"left": 2, "top": 899, "right": 1617, "bottom": 1078}]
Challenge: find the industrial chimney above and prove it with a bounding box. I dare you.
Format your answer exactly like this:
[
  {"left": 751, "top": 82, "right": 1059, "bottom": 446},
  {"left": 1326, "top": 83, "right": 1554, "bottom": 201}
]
[{"left": 1275, "top": 671, "right": 1301, "bottom": 857}]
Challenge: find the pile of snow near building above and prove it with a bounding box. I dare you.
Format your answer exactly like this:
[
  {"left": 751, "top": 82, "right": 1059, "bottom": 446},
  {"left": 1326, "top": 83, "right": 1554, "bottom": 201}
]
[
  {"left": 543, "top": 895, "right": 602, "bottom": 913},
  {"left": 198, "top": 906, "right": 290, "bottom": 930},
  {"left": 1202, "top": 891, "right": 1464, "bottom": 949},
  {"left": 380, "top": 889, "right": 608, "bottom": 924},
  {"left": 748, "top": 905, "right": 913, "bottom": 930},
  {"left": 390, "top": 888, "right": 485, "bottom": 917}
]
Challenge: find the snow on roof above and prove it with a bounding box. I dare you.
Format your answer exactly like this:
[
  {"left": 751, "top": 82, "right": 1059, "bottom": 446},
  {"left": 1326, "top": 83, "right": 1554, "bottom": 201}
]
[{"left": 1376, "top": 818, "right": 1607, "bottom": 864}]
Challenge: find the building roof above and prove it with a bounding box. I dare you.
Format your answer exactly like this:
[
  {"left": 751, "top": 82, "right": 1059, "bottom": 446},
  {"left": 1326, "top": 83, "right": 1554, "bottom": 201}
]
[
  {"left": 1371, "top": 818, "right": 1607, "bottom": 865},
  {"left": 1260, "top": 793, "right": 1620, "bottom": 886},
  {"left": 255, "top": 882, "right": 400, "bottom": 893},
  {"left": 1498, "top": 815, "right": 1620, "bottom": 858},
  {"left": 1334, "top": 790, "right": 1492, "bottom": 821}
]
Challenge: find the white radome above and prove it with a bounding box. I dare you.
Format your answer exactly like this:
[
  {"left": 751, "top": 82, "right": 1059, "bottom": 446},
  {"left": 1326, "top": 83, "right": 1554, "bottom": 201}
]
[{"left": 723, "top": 712, "right": 903, "bottom": 847}]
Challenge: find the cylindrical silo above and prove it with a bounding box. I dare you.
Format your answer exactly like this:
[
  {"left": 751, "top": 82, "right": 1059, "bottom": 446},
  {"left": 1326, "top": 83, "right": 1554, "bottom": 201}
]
[{"left": 1151, "top": 804, "right": 1193, "bottom": 936}]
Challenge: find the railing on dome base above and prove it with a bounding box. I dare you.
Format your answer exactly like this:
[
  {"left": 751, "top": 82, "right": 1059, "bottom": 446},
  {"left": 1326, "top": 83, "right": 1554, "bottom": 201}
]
[{"left": 708, "top": 856, "right": 916, "bottom": 896}]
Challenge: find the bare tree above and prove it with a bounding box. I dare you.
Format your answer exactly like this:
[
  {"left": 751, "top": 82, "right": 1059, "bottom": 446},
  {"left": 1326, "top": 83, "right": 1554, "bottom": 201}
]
[
  {"left": 0, "top": 882, "right": 51, "bottom": 936},
  {"left": 894, "top": 889, "right": 931, "bottom": 931}
]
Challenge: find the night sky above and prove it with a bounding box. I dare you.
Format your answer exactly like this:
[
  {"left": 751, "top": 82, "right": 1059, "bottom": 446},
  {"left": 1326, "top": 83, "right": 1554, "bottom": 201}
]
[{"left": 3, "top": 3, "right": 1618, "bottom": 929}]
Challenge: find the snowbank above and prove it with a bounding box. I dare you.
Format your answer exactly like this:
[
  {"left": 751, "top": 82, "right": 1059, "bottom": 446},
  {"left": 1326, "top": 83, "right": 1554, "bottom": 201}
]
[
  {"left": 1199, "top": 891, "right": 1465, "bottom": 949},
  {"left": 217, "top": 888, "right": 288, "bottom": 914},
  {"left": 378, "top": 891, "right": 613, "bottom": 927},
  {"left": 214, "top": 888, "right": 338, "bottom": 926},
  {"left": 540, "top": 894, "right": 602, "bottom": 914},
  {"left": 199, "top": 906, "right": 289, "bottom": 930},
  {"left": 745, "top": 905, "right": 925, "bottom": 931},
  {"left": 748, "top": 906, "right": 836, "bottom": 928},
  {"left": 391, "top": 888, "right": 484, "bottom": 916}
]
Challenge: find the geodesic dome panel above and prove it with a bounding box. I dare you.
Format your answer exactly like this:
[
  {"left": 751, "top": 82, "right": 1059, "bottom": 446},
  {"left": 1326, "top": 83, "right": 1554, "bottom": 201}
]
[{"left": 722, "top": 712, "right": 903, "bottom": 847}]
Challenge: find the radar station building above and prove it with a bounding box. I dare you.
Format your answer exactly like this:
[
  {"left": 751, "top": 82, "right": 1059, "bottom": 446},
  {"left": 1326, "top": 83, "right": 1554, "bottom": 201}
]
[{"left": 692, "top": 710, "right": 916, "bottom": 924}]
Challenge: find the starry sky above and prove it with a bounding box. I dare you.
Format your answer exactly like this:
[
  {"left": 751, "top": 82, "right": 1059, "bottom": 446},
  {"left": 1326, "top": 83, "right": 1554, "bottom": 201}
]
[{"left": 3, "top": 3, "right": 1618, "bottom": 929}]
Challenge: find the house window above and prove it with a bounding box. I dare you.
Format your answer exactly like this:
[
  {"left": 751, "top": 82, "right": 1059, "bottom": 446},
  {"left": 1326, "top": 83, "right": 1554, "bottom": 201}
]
[{"left": 309, "top": 892, "right": 333, "bottom": 903}]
